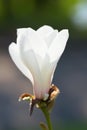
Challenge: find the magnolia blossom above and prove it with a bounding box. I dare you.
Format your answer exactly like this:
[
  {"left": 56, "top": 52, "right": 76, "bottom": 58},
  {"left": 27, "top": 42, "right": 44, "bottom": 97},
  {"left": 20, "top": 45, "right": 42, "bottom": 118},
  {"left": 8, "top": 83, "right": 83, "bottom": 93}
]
[{"left": 9, "top": 25, "right": 69, "bottom": 100}]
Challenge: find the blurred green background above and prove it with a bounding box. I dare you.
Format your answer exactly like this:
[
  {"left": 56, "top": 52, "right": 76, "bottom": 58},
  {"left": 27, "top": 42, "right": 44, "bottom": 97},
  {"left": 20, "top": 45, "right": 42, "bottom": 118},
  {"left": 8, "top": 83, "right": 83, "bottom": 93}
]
[
  {"left": 0, "top": 0, "right": 87, "bottom": 36},
  {"left": 0, "top": 0, "right": 87, "bottom": 130}
]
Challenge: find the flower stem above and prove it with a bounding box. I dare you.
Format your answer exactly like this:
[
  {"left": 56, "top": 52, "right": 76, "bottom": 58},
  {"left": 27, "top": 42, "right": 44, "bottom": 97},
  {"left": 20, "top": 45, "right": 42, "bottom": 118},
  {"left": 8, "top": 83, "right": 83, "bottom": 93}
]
[{"left": 41, "top": 106, "right": 53, "bottom": 130}]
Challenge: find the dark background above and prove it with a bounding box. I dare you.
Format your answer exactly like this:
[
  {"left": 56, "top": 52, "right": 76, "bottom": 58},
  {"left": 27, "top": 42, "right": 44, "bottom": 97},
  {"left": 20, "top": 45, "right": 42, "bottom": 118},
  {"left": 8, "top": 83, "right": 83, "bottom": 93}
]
[{"left": 0, "top": 0, "right": 87, "bottom": 130}]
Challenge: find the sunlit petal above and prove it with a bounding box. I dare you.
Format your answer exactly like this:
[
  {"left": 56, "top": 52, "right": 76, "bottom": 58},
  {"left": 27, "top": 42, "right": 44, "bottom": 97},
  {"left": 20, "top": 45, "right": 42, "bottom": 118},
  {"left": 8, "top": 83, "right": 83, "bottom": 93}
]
[
  {"left": 9, "top": 43, "right": 34, "bottom": 85},
  {"left": 48, "top": 29, "right": 69, "bottom": 62},
  {"left": 40, "top": 55, "right": 57, "bottom": 95},
  {"left": 45, "top": 30, "right": 58, "bottom": 48},
  {"left": 19, "top": 48, "right": 44, "bottom": 98},
  {"left": 17, "top": 27, "right": 47, "bottom": 59},
  {"left": 37, "top": 25, "right": 54, "bottom": 39}
]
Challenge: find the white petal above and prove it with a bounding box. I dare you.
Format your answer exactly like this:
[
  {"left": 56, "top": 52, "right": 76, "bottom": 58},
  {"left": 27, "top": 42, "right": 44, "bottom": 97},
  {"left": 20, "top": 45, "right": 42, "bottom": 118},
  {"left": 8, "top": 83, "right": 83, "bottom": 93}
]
[
  {"left": 17, "top": 27, "right": 34, "bottom": 36},
  {"left": 37, "top": 25, "right": 54, "bottom": 39},
  {"left": 45, "top": 30, "right": 58, "bottom": 48},
  {"left": 17, "top": 27, "right": 35, "bottom": 50},
  {"left": 40, "top": 55, "right": 57, "bottom": 97},
  {"left": 48, "top": 29, "right": 69, "bottom": 62},
  {"left": 8, "top": 42, "right": 34, "bottom": 84},
  {"left": 19, "top": 48, "right": 44, "bottom": 99},
  {"left": 17, "top": 27, "right": 47, "bottom": 59},
  {"left": 41, "top": 55, "right": 55, "bottom": 87}
]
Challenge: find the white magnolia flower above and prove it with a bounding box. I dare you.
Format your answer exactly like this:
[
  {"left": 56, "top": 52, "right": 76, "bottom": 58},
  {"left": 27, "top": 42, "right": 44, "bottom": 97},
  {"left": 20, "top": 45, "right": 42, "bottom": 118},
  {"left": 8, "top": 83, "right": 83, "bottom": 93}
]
[{"left": 9, "top": 25, "right": 69, "bottom": 99}]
